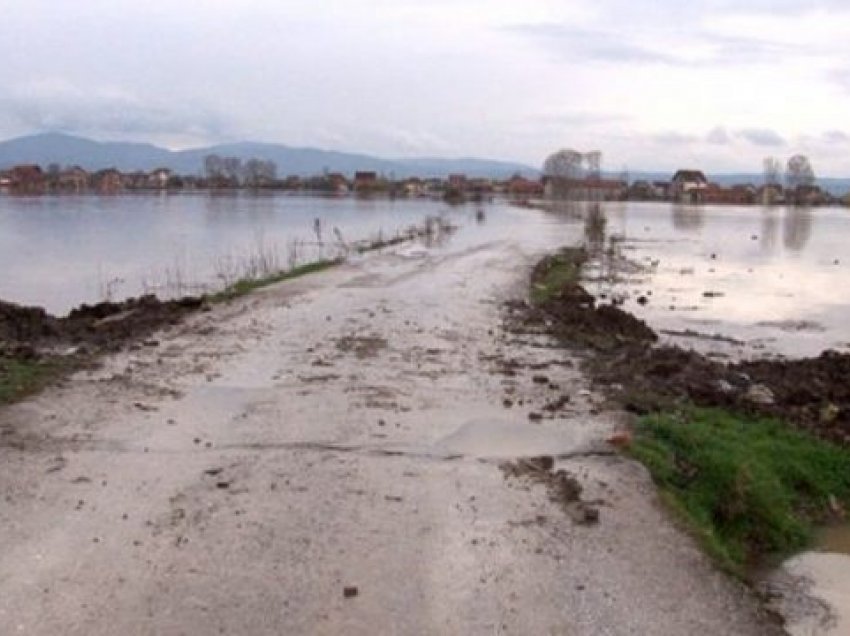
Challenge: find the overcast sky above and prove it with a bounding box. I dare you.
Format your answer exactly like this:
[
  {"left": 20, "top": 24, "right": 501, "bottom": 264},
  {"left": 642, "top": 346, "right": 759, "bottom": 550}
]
[{"left": 2, "top": 0, "right": 849, "bottom": 174}]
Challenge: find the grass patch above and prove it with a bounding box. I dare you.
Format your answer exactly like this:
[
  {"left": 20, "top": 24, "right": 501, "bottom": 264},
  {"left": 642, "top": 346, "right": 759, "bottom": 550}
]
[
  {"left": 630, "top": 407, "right": 850, "bottom": 575},
  {"left": 530, "top": 247, "right": 587, "bottom": 305},
  {"left": 0, "top": 356, "right": 65, "bottom": 405},
  {"left": 208, "top": 258, "right": 341, "bottom": 302}
]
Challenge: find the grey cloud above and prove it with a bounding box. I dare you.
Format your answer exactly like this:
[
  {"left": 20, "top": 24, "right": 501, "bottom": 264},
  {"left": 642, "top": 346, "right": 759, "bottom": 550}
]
[
  {"left": 506, "top": 19, "right": 809, "bottom": 69},
  {"left": 1, "top": 82, "right": 231, "bottom": 141},
  {"left": 822, "top": 130, "right": 850, "bottom": 144},
  {"left": 737, "top": 128, "right": 786, "bottom": 147},
  {"left": 532, "top": 113, "right": 631, "bottom": 127},
  {"left": 504, "top": 24, "right": 681, "bottom": 65},
  {"left": 706, "top": 126, "right": 731, "bottom": 144},
  {"left": 652, "top": 132, "right": 700, "bottom": 145}
]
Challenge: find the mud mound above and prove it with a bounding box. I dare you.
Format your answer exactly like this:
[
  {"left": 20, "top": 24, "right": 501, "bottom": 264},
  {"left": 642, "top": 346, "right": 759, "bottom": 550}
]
[
  {"left": 737, "top": 351, "right": 850, "bottom": 443},
  {"left": 0, "top": 300, "right": 60, "bottom": 343},
  {"left": 588, "top": 343, "right": 850, "bottom": 445},
  {"left": 534, "top": 284, "right": 656, "bottom": 351},
  {"left": 0, "top": 294, "right": 204, "bottom": 354},
  {"left": 62, "top": 295, "right": 203, "bottom": 350}
]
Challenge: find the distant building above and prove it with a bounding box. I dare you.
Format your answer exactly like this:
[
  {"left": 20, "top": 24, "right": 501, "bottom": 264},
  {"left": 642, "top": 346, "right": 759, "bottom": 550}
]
[
  {"left": 57, "top": 166, "right": 89, "bottom": 193},
  {"left": 328, "top": 173, "right": 350, "bottom": 193},
  {"left": 702, "top": 183, "right": 755, "bottom": 205},
  {"left": 671, "top": 170, "right": 708, "bottom": 203},
  {"left": 543, "top": 176, "right": 627, "bottom": 201},
  {"left": 447, "top": 174, "right": 467, "bottom": 191},
  {"left": 353, "top": 171, "right": 378, "bottom": 193},
  {"left": 93, "top": 168, "right": 123, "bottom": 194},
  {"left": 148, "top": 168, "right": 172, "bottom": 189},
  {"left": 507, "top": 175, "right": 544, "bottom": 197},
  {"left": 9, "top": 164, "right": 46, "bottom": 194}
]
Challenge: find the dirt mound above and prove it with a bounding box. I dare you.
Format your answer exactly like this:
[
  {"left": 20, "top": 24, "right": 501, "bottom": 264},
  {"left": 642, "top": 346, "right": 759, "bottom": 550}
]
[
  {"left": 531, "top": 285, "right": 656, "bottom": 351},
  {"left": 0, "top": 300, "right": 60, "bottom": 344},
  {"left": 0, "top": 294, "right": 204, "bottom": 354}
]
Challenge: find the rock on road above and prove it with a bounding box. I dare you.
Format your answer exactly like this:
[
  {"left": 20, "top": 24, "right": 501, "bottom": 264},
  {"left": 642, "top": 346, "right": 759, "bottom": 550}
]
[{"left": 0, "top": 206, "right": 779, "bottom": 635}]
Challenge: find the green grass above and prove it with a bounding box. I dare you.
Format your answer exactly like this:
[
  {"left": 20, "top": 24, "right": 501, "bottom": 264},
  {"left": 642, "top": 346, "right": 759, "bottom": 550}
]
[
  {"left": 208, "top": 258, "right": 341, "bottom": 302},
  {"left": 630, "top": 407, "right": 850, "bottom": 575},
  {"left": 0, "top": 356, "right": 65, "bottom": 405},
  {"left": 529, "top": 247, "right": 588, "bottom": 305}
]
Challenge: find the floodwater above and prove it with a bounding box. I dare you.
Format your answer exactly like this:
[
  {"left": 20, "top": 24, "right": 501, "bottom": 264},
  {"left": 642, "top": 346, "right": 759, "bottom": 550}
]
[
  {"left": 3, "top": 196, "right": 849, "bottom": 358},
  {"left": 0, "top": 193, "right": 502, "bottom": 315},
  {"left": 575, "top": 201, "right": 850, "bottom": 359}
]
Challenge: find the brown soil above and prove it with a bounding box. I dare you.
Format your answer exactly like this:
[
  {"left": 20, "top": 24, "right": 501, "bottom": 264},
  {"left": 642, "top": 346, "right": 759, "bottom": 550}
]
[
  {"left": 0, "top": 294, "right": 204, "bottom": 357},
  {"left": 516, "top": 252, "right": 850, "bottom": 446}
]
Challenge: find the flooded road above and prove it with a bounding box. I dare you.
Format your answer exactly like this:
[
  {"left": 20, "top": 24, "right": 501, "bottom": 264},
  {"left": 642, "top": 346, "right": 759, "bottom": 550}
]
[{"left": 0, "top": 204, "right": 777, "bottom": 634}]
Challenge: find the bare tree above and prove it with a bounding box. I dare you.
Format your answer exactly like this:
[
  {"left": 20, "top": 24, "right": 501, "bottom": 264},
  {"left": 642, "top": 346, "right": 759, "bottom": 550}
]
[
  {"left": 543, "top": 148, "right": 603, "bottom": 198},
  {"left": 243, "top": 158, "right": 277, "bottom": 188},
  {"left": 204, "top": 154, "right": 224, "bottom": 184},
  {"left": 785, "top": 154, "right": 816, "bottom": 204},
  {"left": 585, "top": 151, "right": 602, "bottom": 180},
  {"left": 763, "top": 157, "right": 781, "bottom": 187},
  {"left": 543, "top": 149, "right": 584, "bottom": 180},
  {"left": 222, "top": 157, "right": 243, "bottom": 185}
]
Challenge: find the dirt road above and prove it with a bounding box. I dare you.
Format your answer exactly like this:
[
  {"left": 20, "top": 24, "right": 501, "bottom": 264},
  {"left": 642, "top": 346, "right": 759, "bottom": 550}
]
[{"left": 0, "top": 208, "right": 778, "bottom": 634}]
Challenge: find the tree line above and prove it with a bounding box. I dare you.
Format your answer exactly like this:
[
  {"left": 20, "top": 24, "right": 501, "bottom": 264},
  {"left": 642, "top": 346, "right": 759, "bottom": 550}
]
[{"left": 203, "top": 154, "right": 278, "bottom": 188}]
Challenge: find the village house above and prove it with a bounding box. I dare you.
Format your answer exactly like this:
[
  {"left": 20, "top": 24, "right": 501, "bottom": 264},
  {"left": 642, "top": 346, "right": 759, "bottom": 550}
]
[
  {"left": 447, "top": 174, "right": 467, "bottom": 192},
  {"left": 671, "top": 170, "right": 708, "bottom": 203},
  {"left": 506, "top": 175, "right": 544, "bottom": 197},
  {"left": 56, "top": 166, "right": 90, "bottom": 193},
  {"left": 399, "top": 177, "right": 425, "bottom": 197},
  {"left": 148, "top": 167, "right": 172, "bottom": 189},
  {"left": 701, "top": 183, "right": 756, "bottom": 205},
  {"left": 543, "top": 176, "right": 627, "bottom": 201},
  {"left": 9, "top": 164, "right": 46, "bottom": 194},
  {"left": 328, "top": 172, "right": 350, "bottom": 193},
  {"left": 121, "top": 171, "right": 149, "bottom": 190},
  {"left": 92, "top": 168, "right": 123, "bottom": 194},
  {"left": 282, "top": 175, "right": 303, "bottom": 191},
  {"left": 353, "top": 171, "right": 378, "bottom": 193},
  {"left": 627, "top": 180, "right": 655, "bottom": 201}
]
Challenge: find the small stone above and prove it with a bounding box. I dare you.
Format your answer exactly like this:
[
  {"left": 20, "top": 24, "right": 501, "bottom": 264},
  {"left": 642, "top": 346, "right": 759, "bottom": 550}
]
[
  {"left": 581, "top": 506, "right": 600, "bottom": 524},
  {"left": 744, "top": 383, "right": 775, "bottom": 406}
]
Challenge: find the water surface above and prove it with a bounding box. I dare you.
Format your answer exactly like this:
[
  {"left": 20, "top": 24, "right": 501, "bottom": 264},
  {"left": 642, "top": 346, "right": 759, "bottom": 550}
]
[{"left": 575, "top": 202, "right": 850, "bottom": 358}]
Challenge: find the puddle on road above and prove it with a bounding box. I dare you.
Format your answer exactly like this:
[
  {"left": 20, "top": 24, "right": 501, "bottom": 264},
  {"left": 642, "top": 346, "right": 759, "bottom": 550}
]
[
  {"left": 432, "top": 418, "right": 598, "bottom": 459},
  {"left": 773, "top": 524, "right": 850, "bottom": 635}
]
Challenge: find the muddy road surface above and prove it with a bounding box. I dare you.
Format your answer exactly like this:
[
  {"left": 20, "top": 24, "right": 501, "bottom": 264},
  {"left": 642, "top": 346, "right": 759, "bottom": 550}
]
[{"left": 0, "top": 208, "right": 778, "bottom": 634}]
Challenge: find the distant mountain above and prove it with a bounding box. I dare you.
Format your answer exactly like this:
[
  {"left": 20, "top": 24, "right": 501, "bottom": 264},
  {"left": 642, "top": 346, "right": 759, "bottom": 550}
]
[{"left": 0, "top": 132, "right": 539, "bottom": 179}]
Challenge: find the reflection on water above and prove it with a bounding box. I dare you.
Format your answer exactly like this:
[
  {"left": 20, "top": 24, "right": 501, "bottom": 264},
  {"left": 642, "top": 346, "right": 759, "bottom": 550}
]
[
  {"left": 671, "top": 204, "right": 705, "bottom": 232},
  {"left": 760, "top": 207, "right": 780, "bottom": 253},
  {"left": 816, "top": 524, "right": 850, "bottom": 555},
  {"left": 584, "top": 203, "right": 607, "bottom": 252},
  {"left": 784, "top": 206, "right": 814, "bottom": 252}
]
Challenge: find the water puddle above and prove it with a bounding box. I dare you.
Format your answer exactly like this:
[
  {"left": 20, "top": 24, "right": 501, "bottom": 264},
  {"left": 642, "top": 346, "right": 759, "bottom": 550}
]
[
  {"left": 772, "top": 524, "right": 850, "bottom": 635},
  {"left": 432, "top": 418, "right": 598, "bottom": 459}
]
